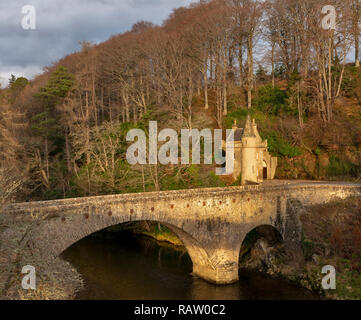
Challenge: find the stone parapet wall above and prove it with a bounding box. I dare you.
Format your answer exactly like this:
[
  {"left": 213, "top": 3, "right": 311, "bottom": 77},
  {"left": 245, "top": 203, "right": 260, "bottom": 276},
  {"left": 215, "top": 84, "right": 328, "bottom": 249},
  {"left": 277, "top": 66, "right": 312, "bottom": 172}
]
[{"left": 3, "top": 181, "right": 361, "bottom": 214}]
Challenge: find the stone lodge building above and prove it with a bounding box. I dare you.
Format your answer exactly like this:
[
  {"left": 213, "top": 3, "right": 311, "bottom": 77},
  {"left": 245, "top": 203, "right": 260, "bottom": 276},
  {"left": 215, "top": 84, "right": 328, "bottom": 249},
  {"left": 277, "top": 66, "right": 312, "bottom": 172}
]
[{"left": 224, "top": 115, "right": 277, "bottom": 184}]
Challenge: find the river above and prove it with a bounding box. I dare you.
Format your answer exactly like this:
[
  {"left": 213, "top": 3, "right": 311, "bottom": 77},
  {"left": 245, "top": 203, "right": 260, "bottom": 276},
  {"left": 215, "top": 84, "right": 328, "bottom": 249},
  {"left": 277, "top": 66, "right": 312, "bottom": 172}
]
[{"left": 61, "top": 231, "right": 318, "bottom": 300}]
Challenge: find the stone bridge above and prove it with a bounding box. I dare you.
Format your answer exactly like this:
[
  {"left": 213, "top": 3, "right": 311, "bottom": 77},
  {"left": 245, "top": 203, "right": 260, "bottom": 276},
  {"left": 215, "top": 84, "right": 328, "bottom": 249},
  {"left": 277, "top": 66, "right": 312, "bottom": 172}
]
[{"left": 3, "top": 181, "right": 361, "bottom": 285}]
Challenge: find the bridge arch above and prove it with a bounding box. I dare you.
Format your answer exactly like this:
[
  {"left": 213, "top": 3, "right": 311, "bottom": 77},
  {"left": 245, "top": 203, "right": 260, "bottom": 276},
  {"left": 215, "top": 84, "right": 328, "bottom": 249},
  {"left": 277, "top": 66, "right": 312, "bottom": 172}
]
[
  {"left": 237, "top": 224, "right": 284, "bottom": 266},
  {"left": 32, "top": 214, "right": 211, "bottom": 282}
]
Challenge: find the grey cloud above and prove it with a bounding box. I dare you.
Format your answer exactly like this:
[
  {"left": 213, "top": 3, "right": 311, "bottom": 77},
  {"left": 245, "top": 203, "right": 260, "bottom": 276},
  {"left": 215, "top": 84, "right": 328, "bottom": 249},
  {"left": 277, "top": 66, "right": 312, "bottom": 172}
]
[{"left": 0, "top": 0, "right": 193, "bottom": 87}]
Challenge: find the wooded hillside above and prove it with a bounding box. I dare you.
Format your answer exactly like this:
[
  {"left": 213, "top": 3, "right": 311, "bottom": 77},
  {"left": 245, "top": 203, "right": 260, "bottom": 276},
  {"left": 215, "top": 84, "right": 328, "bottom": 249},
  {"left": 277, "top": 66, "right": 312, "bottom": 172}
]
[{"left": 1, "top": 0, "right": 361, "bottom": 202}]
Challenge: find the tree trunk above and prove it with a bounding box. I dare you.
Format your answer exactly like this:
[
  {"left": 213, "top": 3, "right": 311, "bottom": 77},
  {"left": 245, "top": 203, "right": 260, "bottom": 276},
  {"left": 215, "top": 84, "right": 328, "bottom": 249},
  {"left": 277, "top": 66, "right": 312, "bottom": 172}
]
[
  {"left": 223, "top": 51, "right": 228, "bottom": 115},
  {"left": 85, "top": 91, "right": 90, "bottom": 165},
  {"left": 271, "top": 42, "right": 275, "bottom": 88},
  {"left": 44, "top": 137, "right": 49, "bottom": 186},
  {"left": 238, "top": 42, "right": 243, "bottom": 87},
  {"left": 65, "top": 130, "right": 72, "bottom": 174},
  {"left": 247, "top": 34, "right": 254, "bottom": 109},
  {"left": 203, "top": 71, "right": 209, "bottom": 110},
  {"left": 356, "top": 33, "right": 360, "bottom": 67}
]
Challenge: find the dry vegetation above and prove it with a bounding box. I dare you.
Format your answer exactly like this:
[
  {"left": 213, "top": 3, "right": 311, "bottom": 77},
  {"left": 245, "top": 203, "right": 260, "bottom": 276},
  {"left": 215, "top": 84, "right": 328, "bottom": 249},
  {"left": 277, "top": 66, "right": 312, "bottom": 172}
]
[
  {"left": 0, "top": 0, "right": 360, "bottom": 203},
  {"left": 239, "top": 197, "right": 361, "bottom": 299},
  {"left": 299, "top": 197, "right": 361, "bottom": 299}
]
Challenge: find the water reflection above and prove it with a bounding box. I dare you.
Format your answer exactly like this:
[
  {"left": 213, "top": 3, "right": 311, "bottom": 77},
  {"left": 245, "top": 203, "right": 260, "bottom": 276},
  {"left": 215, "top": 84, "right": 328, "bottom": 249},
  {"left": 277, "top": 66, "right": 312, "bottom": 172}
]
[{"left": 61, "top": 232, "right": 317, "bottom": 300}]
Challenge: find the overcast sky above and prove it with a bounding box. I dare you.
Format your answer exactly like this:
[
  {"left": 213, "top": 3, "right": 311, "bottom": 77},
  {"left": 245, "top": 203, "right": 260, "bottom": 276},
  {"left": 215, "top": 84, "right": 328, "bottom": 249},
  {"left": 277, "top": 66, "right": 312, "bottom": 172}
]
[{"left": 0, "top": 0, "right": 194, "bottom": 88}]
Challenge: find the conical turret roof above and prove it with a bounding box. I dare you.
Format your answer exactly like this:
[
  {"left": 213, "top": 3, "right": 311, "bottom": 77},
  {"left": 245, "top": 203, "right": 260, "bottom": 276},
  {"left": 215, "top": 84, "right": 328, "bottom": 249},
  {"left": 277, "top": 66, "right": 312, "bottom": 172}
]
[{"left": 243, "top": 115, "right": 256, "bottom": 137}]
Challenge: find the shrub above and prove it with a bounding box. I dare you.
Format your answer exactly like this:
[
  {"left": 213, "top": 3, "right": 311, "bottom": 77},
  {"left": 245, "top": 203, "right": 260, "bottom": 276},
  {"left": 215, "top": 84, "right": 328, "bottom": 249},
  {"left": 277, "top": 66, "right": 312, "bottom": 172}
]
[
  {"left": 225, "top": 108, "right": 249, "bottom": 128},
  {"left": 205, "top": 171, "right": 226, "bottom": 188},
  {"left": 329, "top": 225, "right": 344, "bottom": 255},
  {"left": 341, "top": 65, "right": 358, "bottom": 98},
  {"left": 254, "top": 85, "right": 289, "bottom": 116},
  {"left": 266, "top": 133, "right": 302, "bottom": 158},
  {"left": 327, "top": 154, "right": 360, "bottom": 177},
  {"left": 302, "top": 239, "right": 314, "bottom": 261}
]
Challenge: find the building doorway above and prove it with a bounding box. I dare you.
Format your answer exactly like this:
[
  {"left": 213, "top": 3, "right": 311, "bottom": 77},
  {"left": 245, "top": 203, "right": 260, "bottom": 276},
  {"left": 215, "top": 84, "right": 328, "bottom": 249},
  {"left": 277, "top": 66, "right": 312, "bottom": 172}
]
[{"left": 262, "top": 161, "right": 268, "bottom": 179}]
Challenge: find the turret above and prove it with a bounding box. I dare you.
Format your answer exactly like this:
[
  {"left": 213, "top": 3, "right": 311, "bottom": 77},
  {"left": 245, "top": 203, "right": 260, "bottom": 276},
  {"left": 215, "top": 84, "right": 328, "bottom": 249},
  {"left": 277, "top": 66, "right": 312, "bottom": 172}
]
[{"left": 241, "top": 115, "right": 258, "bottom": 184}]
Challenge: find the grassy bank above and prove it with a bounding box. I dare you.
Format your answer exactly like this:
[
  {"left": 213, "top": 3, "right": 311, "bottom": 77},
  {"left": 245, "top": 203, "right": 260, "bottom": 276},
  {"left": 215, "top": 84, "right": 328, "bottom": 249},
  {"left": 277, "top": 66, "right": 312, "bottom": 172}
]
[{"left": 132, "top": 222, "right": 184, "bottom": 247}]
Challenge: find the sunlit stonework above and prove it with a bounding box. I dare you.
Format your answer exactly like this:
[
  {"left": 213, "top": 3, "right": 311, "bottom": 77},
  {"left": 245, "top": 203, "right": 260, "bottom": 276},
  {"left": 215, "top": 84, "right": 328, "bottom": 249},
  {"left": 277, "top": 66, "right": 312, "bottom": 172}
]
[{"left": 224, "top": 115, "right": 277, "bottom": 184}]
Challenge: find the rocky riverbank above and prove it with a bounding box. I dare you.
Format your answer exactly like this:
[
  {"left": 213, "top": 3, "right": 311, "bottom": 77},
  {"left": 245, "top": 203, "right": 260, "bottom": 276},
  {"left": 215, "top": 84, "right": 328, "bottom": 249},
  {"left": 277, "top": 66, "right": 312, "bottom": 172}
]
[
  {"left": 0, "top": 217, "right": 185, "bottom": 300},
  {"left": 0, "top": 209, "right": 83, "bottom": 300},
  {"left": 239, "top": 196, "right": 361, "bottom": 300}
]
